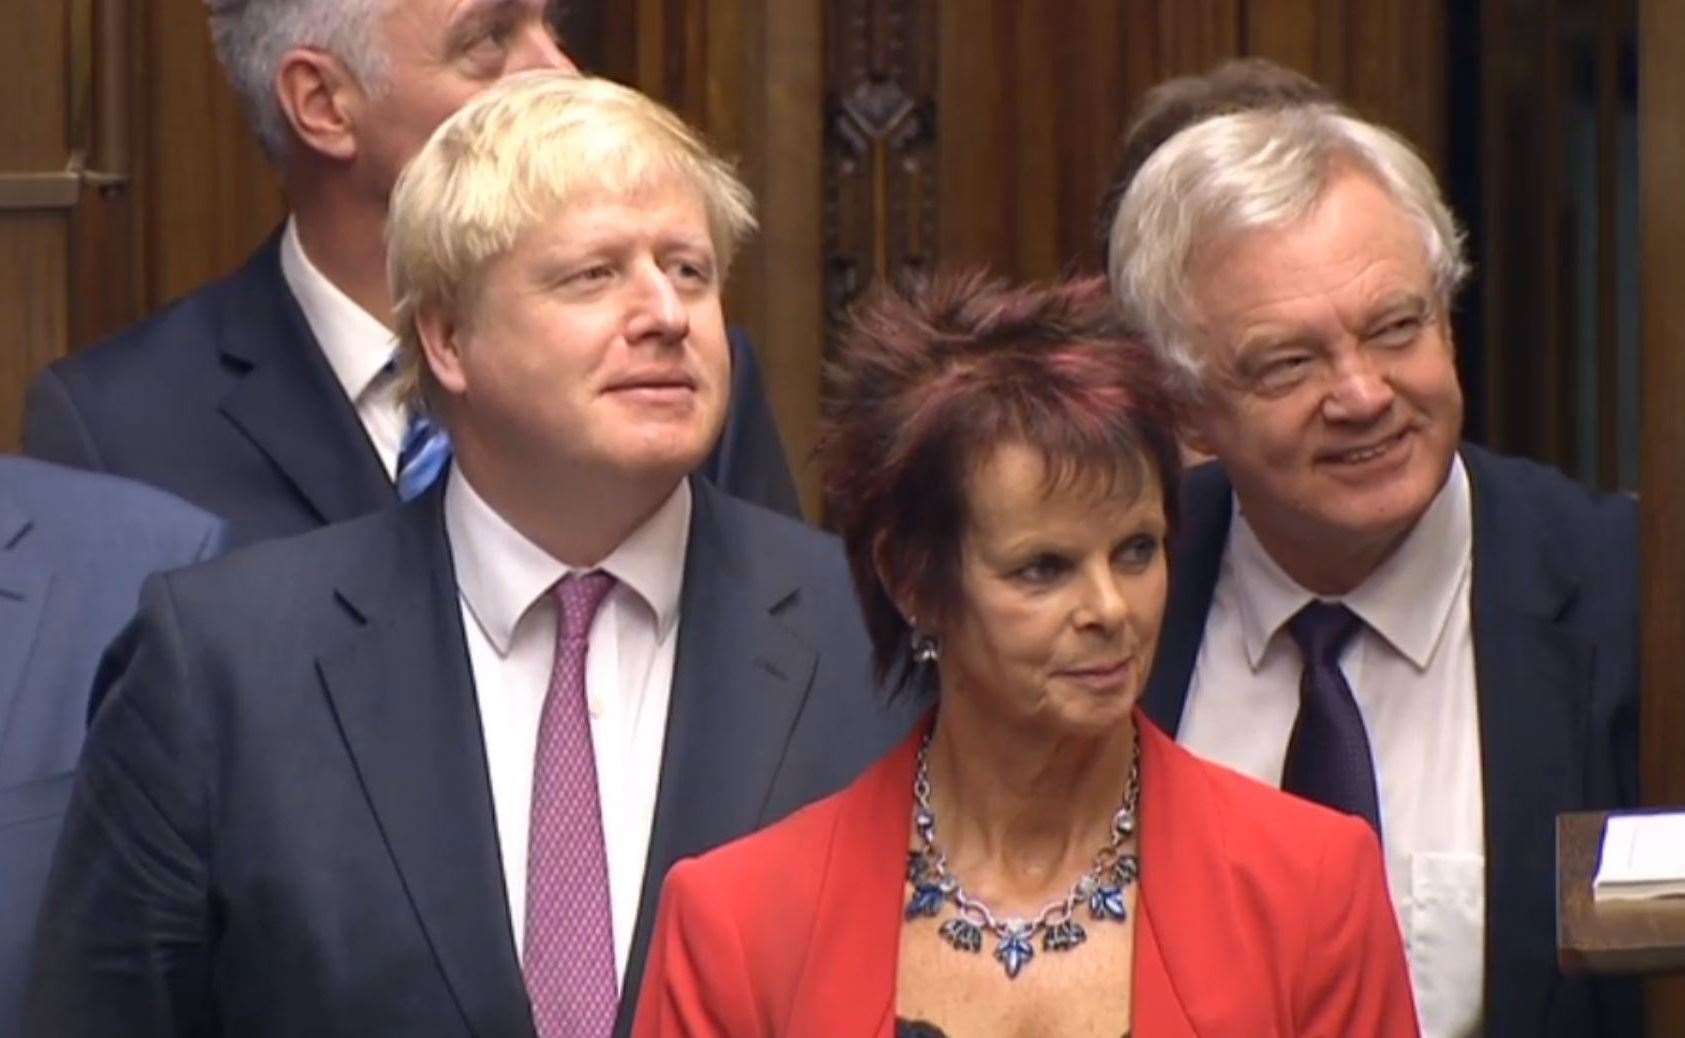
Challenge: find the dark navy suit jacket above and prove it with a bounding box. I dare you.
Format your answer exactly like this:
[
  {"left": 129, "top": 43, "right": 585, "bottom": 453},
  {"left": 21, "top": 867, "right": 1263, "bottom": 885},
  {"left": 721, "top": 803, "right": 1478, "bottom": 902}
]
[
  {"left": 22, "top": 234, "right": 802, "bottom": 547},
  {"left": 1141, "top": 444, "right": 1641, "bottom": 1038},
  {"left": 26, "top": 476, "right": 923, "bottom": 1037},
  {"left": 0, "top": 457, "right": 224, "bottom": 1035}
]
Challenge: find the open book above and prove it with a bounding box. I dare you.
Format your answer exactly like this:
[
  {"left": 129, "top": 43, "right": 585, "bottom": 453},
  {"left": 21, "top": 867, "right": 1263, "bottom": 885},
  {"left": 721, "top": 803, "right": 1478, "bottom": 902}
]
[{"left": 1594, "top": 812, "right": 1685, "bottom": 901}]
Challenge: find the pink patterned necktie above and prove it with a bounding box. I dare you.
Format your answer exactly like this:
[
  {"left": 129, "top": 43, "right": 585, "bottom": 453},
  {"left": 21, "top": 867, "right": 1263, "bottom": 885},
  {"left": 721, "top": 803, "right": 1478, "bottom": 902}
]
[{"left": 524, "top": 570, "right": 619, "bottom": 1037}]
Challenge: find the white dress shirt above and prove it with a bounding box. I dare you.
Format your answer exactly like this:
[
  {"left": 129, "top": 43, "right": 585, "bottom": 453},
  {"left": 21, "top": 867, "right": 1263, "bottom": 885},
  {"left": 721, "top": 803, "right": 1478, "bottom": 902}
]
[
  {"left": 446, "top": 467, "right": 688, "bottom": 984},
  {"left": 1179, "top": 455, "right": 1485, "bottom": 1038},
  {"left": 277, "top": 216, "right": 406, "bottom": 480}
]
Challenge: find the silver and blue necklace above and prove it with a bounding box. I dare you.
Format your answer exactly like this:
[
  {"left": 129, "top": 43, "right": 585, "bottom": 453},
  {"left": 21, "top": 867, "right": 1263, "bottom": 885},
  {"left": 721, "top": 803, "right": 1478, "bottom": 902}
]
[{"left": 903, "top": 731, "right": 1141, "bottom": 979}]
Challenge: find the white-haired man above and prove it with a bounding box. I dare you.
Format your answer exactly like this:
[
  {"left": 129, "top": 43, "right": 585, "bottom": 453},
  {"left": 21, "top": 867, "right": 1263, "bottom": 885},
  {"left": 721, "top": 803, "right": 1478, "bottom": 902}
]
[
  {"left": 22, "top": 0, "right": 800, "bottom": 548},
  {"left": 27, "top": 73, "right": 920, "bottom": 1037},
  {"left": 1110, "top": 106, "right": 1639, "bottom": 1037}
]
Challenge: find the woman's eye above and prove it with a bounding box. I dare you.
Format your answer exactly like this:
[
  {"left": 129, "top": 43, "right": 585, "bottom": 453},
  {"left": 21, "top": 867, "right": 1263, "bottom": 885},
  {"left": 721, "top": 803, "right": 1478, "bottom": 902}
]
[
  {"left": 1014, "top": 556, "right": 1068, "bottom": 584},
  {"left": 1115, "top": 534, "right": 1160, "bottom": 569}
]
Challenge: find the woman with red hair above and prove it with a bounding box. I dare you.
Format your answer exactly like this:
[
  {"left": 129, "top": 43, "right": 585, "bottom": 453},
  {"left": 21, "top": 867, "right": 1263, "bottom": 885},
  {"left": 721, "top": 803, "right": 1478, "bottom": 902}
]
[{"left": 633, "top": 272, "right": 1417, "bottom": 1036}]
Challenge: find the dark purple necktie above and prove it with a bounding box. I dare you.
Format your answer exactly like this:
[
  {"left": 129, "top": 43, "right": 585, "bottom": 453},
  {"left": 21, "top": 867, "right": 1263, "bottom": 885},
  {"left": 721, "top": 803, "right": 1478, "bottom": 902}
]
[
  {"left": 524, "top": 571, "right": 619, "bottom": 1037},
  {"left": 1280, "top": 601, "right": 1382, "bottom": 837}
]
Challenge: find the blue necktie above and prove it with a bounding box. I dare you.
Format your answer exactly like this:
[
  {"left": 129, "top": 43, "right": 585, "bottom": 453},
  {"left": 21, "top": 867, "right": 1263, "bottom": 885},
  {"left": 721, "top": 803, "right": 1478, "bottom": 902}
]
[
  {"left": 1280, "top": 601, "right": 1382, "bottom": 836},
  {"left": 396, "top": 411, "right": 451, "bottom": 501}
]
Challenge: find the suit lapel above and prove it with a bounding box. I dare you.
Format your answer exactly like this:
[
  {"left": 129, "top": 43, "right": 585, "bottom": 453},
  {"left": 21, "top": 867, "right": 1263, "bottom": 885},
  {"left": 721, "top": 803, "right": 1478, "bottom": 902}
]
[
  {"left": 615, "top": 481, "right": 820, "bottom": 1035},
  {"left": 1141, "top": 462, "right": 1232, "bottom": 734},
  {"left": 1462, "top": 446, "right": 1587, "bottom": 1032},
  {"left": 785, "top": 724, "right": 923, "bottom": 1037},
  {"left": 1134, "top": 716, "right": 1278, "bottom": 1032},
  {"left": 0, "top": 497, "right": 49, "bottom": 782},
  {"left": 215, "top": 236, "right": 394, "bottom": 525},
  {"left": 316, "top": 489, "right": 534, "bottom": 1038}
]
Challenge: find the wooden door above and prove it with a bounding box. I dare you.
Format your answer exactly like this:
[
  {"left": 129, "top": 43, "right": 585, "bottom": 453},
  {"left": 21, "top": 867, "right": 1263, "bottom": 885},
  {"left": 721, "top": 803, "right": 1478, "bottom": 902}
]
[{"left": 0, "top": 0, "right": 282, "bottom": 451}]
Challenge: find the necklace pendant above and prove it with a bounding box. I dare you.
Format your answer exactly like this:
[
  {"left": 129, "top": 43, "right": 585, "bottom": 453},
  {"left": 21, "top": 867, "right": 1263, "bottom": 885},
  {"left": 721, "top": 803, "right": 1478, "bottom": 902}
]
[
  {"left": 905, "top": 882, "right": 945, "bottom": 920},
  {"left": 994, "top": 923, "right": 1036, "bottom": 979},
  {"left": 1088, "top": 883, "right": 1128, "bottom": 922},
  {"left": 1043, "top": 918, "right": 1087, "bottom": 952},
  {"left": 938, "top": 917, "right": 983, "bottom": 953}
]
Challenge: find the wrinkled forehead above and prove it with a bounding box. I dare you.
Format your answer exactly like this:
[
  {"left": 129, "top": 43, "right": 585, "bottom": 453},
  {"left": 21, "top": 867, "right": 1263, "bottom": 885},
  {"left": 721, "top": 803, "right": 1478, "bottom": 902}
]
[
  {"left": 1187, "top": 167, "right": 1436, "bottom": 315},
  {"left": 389, "top": 0, "right": 558, "bottom": 42}
]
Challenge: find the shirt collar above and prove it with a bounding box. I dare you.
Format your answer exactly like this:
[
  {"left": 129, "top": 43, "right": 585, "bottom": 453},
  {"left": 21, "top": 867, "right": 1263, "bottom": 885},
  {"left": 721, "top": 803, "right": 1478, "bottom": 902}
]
[
  {"left": 445, "top": 467, "right": 692, "bottom": 655},
  {"left": 1225, "top": 453, "right": 1471, "bottom": 671},
  {"left": 278, "top": 215, "right": 397, "bottom": 404}
]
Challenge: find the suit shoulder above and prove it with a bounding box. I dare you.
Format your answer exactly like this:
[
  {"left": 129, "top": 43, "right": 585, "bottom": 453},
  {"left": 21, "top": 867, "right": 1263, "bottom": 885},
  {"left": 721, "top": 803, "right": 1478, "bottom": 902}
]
[
  {"left": 707, "top": 486, "right": 834, "bottom": 547},
  {"left": 1463, "top": 444, "right": 1634, "bottom": 534},
  {"left": 43, "top": 277, "right": 242, "bottom": 393},
  {"left": 158, "top": 504, "right": 393, "bottom": 607},
  {"left": 704, "top": 484, "right": 850, "bottom": 576},
  {"left": 0, "top": 457, "right": 222, "bottom": 562}
]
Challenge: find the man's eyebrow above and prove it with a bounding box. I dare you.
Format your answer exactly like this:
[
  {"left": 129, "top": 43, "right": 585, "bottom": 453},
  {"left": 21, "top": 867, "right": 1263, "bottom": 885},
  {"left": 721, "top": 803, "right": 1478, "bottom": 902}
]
[
  {"left": 446, "top": 0, "right": 525, "bottom": 34},
  {"left": 1235, "top": 327, "right": 1318, "bottom": 357},
  {"left": 1365, "top": 291, "right": 1432, "bottom": 321}
]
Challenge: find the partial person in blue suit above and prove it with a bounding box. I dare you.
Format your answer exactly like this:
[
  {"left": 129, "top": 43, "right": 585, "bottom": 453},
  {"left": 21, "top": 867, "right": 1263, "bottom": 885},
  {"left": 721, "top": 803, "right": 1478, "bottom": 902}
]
[
  {"left": 1108, "top": 104, "right": 1639, "bottom": 1036},
  {"left": 28, "top": 74, "right": 919, "bottom": 1038},
  {"left": 23, "top": 0, "right": 799, "bottom": 549},
  {"left": 0, "top": 456, "right": 223, "bottom": 1035}
]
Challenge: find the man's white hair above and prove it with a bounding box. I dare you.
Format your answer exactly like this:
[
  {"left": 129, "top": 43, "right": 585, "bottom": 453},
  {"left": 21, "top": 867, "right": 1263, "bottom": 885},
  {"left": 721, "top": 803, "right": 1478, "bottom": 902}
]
[
  {"left": 204, "top": 0, "right": 390, "bottom": 161},
  {"left": 1108, "top": 104, "right": 1470, "bottom": 401}
]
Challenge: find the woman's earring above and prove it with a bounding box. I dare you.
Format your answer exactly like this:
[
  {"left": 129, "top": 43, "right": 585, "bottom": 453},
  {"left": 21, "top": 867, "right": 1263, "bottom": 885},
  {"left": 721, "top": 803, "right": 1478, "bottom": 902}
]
[{"left": 909, "top": 620, "right": 940, "bottom": 665}]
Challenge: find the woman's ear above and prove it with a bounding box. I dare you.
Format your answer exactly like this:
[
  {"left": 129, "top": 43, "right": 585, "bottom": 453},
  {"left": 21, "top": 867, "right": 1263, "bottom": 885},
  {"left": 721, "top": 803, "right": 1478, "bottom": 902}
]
[{"left": 871, "top": 531, "right": 917, "bottom": 626}]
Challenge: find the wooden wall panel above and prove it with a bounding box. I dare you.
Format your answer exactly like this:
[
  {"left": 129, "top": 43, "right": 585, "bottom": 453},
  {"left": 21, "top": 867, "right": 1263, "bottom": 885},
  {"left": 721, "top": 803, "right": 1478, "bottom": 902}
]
[
  {"left": 0, "top": 219, "right": 69, "bottom": 448},
  {"left": 1344, "top": 0, "right": 1447, "bottom": 170},
  {"left": 143, "top": 0, "right": 283, "bottom": 308},
  {"left": 738, "top": 3, "right": 825, "bottom": 507},
  {"left": 1474, "top": 0, "right": 1637, "bottom": 487},
  {"left": 0, "top": 0, "right": 72, "bottom": 446},
  {"left": 1245, "top": 0, "right": 1347, "bottom": 85},
  {"left": 1641, "top": 0, "right": 1685, "bottom": 1025},
  {"left": 1155, "top": 0, "right": 1243, "bottom": 74},
  {"left": 925, "top": 0, "right": 1444, "bottom": 287}
]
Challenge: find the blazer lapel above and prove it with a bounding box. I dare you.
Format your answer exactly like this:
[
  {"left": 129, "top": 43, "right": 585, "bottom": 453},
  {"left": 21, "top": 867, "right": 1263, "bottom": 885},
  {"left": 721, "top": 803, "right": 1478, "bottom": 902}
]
[
  {"left": 1131, "top": 900, "right": 1200, "bottom": 1038},
  {"left": 0, "top": 497, "right": 48, "bottom": 781},
  {"left": 316, "top": 489, "right": 534, "bottom": 1038},
  {"left": 215, "top": 236, "right": 393, "bottom": 525},
  {"left": 1141, "top": 462, "right": 1233, "bottom": 733},
  {"left": 616, "top": 481, "right": 820, "bottom": 1034},
  {"left": 1462, "top": 447, "right": 1589, "bottom": 1032},
  {"left": 1134, "top": 716, "right": 1277, "bottom": 1033},
  {"left": 784, "top": 723, "right": 924, "bottom": 1036}
]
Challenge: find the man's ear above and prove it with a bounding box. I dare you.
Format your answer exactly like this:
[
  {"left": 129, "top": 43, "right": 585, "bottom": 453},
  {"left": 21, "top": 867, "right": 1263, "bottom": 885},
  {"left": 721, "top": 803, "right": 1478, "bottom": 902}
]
[
  {"left": 274, "top": 48, "right": 362, "bottom": 162},
  {"left": 416, "top": 304, "right": 470, "bottom": 399},
  {"left": 1180, "top": 405, "right": 1217, "bottom": 457}
]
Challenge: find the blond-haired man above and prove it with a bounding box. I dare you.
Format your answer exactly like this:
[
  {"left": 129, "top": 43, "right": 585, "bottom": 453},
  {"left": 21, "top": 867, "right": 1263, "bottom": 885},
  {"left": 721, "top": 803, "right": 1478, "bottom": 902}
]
[
  {"left": 28, "top": 74, "right": 918, "bottom": 1038},
  {"left": 24, "top": 0, "right": 799, "bottom": 548}
]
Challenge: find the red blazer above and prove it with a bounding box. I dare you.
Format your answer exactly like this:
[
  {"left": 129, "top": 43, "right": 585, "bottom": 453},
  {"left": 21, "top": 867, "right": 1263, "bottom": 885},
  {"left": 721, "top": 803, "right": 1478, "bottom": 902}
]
[{"left": 633, "top": 713, "right": 1418, "bottom": 1036}]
